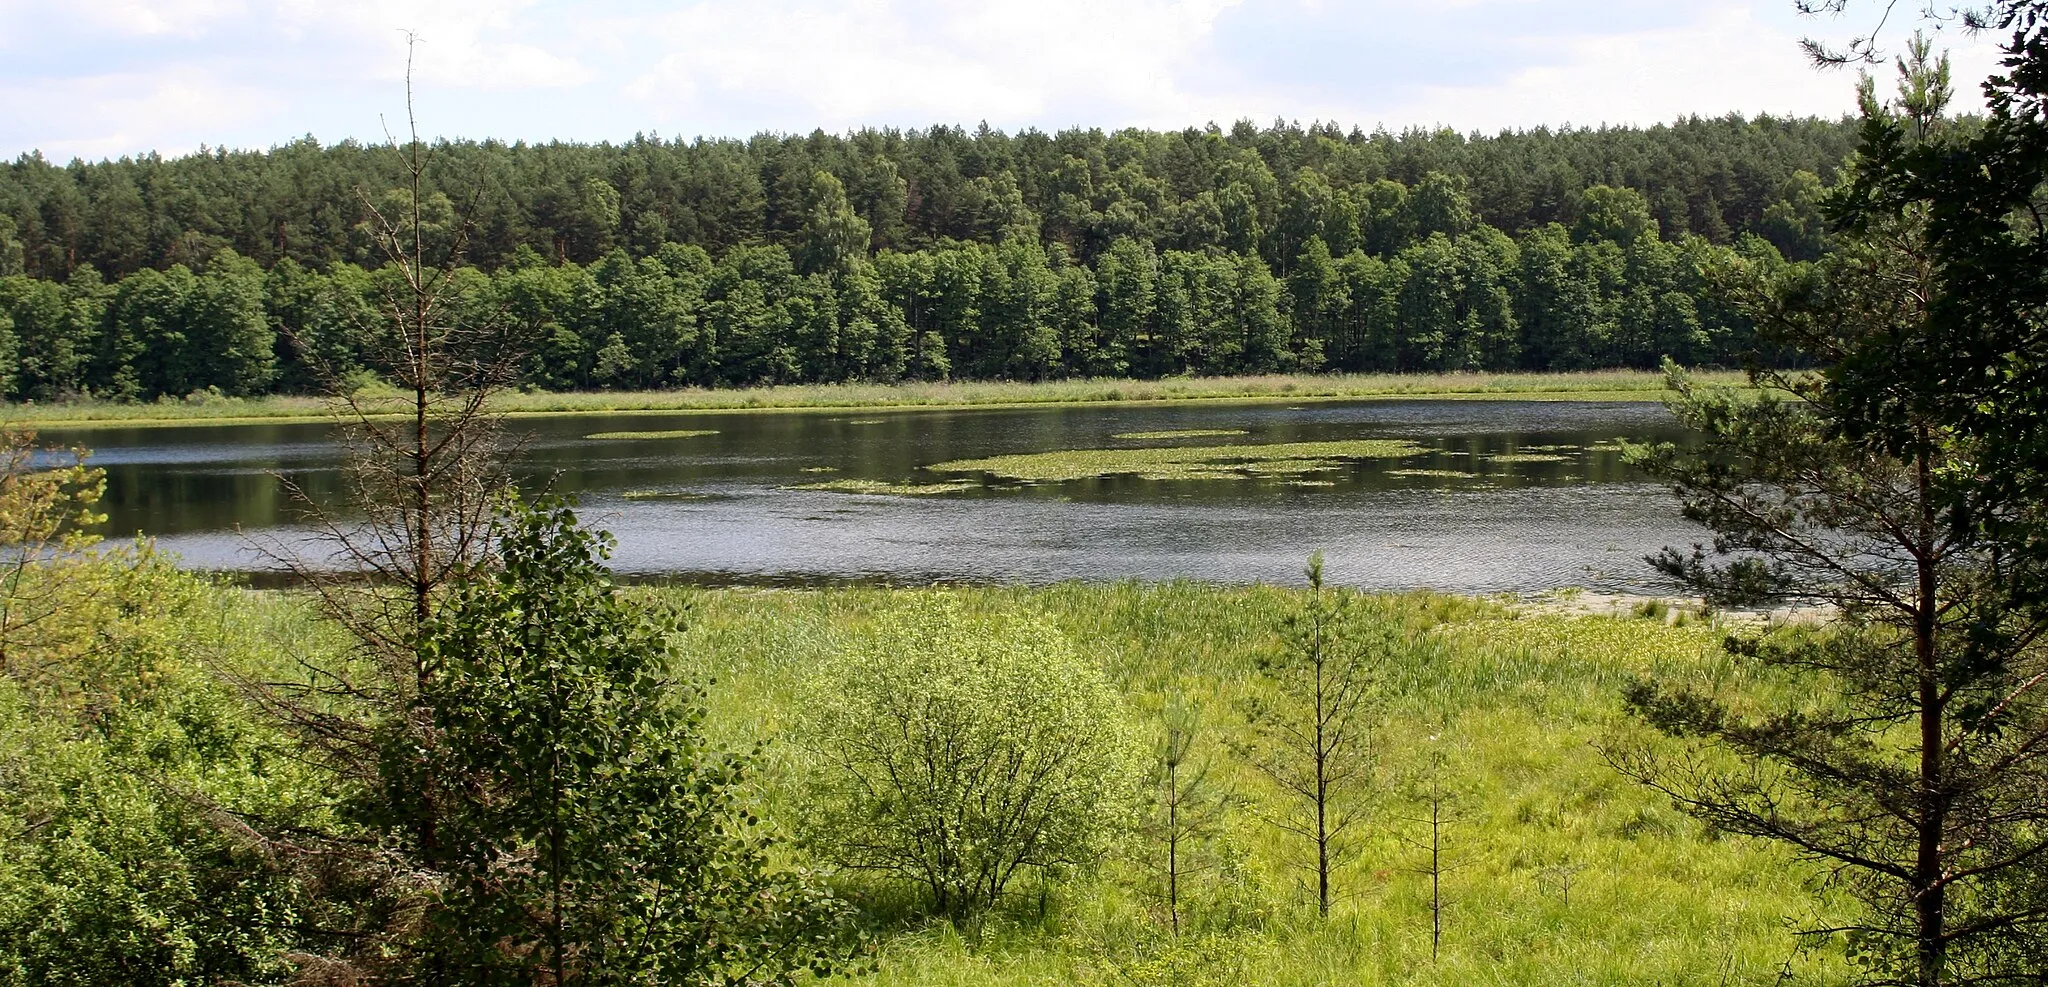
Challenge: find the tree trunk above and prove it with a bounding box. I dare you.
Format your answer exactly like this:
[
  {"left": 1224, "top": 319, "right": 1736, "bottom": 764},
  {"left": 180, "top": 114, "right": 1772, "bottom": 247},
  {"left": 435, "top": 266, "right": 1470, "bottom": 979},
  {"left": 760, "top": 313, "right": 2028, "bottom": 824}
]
[{"left": 1914, "top": 426, "right": 1947, "bottom": 987}]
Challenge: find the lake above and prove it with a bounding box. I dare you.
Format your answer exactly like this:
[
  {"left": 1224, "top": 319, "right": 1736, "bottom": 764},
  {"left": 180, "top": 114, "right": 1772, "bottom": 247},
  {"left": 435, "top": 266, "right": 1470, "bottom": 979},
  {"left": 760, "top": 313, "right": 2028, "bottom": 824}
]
[{"left": 46, "top": 398, "right": 1704, "bottom": 593}]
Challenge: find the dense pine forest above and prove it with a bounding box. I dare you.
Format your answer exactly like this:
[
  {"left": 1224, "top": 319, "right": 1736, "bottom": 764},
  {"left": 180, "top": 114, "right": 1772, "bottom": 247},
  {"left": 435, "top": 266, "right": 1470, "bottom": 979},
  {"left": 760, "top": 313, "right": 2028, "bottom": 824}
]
[{"left": 0, "top": 115, "right": 1855, "bottom": 401}]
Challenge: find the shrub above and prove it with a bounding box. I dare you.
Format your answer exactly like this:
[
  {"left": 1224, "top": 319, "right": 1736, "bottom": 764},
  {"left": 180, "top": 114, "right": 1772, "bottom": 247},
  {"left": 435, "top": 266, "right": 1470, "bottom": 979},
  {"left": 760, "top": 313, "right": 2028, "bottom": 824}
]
[{"left": 795, "top": 594, "right": 1144, "bottom": 921}]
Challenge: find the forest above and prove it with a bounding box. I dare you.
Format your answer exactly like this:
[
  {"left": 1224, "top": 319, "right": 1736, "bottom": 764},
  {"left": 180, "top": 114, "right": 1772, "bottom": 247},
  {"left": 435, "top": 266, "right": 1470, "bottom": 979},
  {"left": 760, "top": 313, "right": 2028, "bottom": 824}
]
[{"left": 0, "top": 115, "right": 1853, "bottom": 400}]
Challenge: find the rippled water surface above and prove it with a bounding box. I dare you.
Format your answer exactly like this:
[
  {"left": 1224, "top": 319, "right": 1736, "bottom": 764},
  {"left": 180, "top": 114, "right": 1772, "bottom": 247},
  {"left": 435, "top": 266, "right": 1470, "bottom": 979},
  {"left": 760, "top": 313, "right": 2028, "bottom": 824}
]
[{"left": 47, "top": 399, "right": 1704, "bottom": 592}]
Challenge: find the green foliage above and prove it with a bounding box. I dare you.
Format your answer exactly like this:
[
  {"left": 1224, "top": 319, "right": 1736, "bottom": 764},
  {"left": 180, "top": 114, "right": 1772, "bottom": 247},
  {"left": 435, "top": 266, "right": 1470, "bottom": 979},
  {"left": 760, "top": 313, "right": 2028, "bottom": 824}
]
[
  {"left": 0, "top": 117, "right": 1868, "bottom": 399},
  {"left": 0, "top": 428, "right": 110, "bottom": 687},
  {"left": 0, "top": 425, "right": 331, "bottom": 985},
  {"left": 390, "top": 498, "right": 855, "bottom": 985},
  {"left": 674, "top": 582, "right": 1849, "bottom": 985},
  {"left": 1573, "top": 185, "right": 1659, "bottom": 247},
  {"left": 794, "top": 594, "right": 1145, "bottom": 922},
  {"left": 0, "top": 559, "right": 333, "bottom": 987},
  {"left": 1614, "top": 45, "right": 2048, "bottom": 981},
  {"left": 1828, "top": 5, "right": 2048, "bottom": 659}
]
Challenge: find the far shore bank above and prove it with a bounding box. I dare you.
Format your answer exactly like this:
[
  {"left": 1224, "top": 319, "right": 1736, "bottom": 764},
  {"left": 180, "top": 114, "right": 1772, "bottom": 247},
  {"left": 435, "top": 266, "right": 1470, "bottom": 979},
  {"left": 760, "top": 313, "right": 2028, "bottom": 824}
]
[{"left": 2, "top": 369, "right": 1747, "bottom": 430}]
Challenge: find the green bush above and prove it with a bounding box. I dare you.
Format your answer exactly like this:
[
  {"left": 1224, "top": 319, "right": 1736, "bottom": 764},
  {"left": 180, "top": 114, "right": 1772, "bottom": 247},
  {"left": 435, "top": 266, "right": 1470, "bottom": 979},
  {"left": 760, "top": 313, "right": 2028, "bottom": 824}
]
[
  {"left": 395, "top": 499, "right": 855, "bottom": 984},
  {"left": 0, "top": 560, "right": 327, "bottom": 987},
  {"left": 795, "top": 594, "right": 1144, "bottom": 922}
]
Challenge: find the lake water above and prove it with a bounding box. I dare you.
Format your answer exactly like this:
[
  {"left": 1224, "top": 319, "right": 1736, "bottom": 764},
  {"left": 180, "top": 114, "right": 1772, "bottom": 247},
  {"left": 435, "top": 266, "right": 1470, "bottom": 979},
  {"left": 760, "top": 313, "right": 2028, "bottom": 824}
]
[{"left": 46, "top": 399, "right": 1705, "bottom": 593}]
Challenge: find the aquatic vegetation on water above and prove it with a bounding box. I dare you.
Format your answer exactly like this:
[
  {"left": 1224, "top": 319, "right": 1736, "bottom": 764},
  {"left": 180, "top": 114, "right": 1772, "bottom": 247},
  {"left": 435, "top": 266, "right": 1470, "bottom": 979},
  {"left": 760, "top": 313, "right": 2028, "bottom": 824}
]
[
  {"left": 799, "top": 466, "right": 840, "bottom": 473},
  {"left": 789, "top": 478, "right": 980, "bottom": 496},
  {"left": 619, "top": 488, "right": 719, "bottom": 501},
  {"left": 1484, "top": 452, "right": 1572, "bottom": 464},
  {"left": 1111, "top": 428, "right": 1250, "bottom": 440},
  {"left": 929, "top": 439, "right": 1424, "bottom": 482},
  {"left": 1386, "top": 468, "right": 1480, "bottom": 479},
  {"left": 584, "top": 429, "right": 719, "bottom": 440}
]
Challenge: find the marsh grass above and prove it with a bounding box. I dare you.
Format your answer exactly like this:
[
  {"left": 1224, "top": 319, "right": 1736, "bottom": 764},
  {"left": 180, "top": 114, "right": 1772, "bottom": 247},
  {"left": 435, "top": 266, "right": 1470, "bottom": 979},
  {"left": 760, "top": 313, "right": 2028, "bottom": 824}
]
[
  {"left": 4, "top": 370, "right": 1743, "bottom": 429},
  {"left": 931, "top": 439, "right": 1426, "bottom": 482},
  {"left": 133, "top": 579, "right": 1848, "bottom": 984},
  {"left": 663, "top": 582, "right": 1851, "bottom": 986}
]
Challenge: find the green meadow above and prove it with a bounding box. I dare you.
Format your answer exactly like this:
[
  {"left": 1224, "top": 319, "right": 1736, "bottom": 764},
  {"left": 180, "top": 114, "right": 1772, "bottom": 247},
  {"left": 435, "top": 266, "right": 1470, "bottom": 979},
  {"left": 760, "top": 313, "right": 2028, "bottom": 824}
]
[
  {"left": 2, "top": 557, "right": 1849, "bottom": 985},
  {"left": 662, "top": 581, "right": 1847, "bottom": 986}
]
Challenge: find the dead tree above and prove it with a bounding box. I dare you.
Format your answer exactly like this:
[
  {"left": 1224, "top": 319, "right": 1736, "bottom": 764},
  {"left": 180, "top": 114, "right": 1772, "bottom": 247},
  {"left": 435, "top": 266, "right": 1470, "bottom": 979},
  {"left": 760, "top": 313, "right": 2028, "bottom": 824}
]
[{"left": 227, "top": 37, "right": 522, "bottom": 977}]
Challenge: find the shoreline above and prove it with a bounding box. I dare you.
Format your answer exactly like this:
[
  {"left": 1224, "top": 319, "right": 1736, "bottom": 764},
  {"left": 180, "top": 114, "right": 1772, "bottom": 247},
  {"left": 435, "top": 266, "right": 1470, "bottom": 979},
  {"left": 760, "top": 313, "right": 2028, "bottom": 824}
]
[
  {"left": 209, "top": 567, "right": 1829, "bottom": 624},
  {"left": 2, "top": 369, "right": 1739, "bottom": 430}
]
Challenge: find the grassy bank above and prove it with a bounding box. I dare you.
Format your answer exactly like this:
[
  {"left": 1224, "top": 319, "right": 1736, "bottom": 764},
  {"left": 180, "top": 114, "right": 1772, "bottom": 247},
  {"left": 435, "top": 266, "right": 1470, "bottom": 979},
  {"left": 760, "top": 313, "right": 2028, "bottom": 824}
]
[
  {"left": 11, "top": 566, "right": 1843, "bottom": 983},
  {"left": 1, "top": 370, "right": 1743, "bottom": 429},
  {"left": 661, "top": 582, "right": 1844, "bottom": 986}
]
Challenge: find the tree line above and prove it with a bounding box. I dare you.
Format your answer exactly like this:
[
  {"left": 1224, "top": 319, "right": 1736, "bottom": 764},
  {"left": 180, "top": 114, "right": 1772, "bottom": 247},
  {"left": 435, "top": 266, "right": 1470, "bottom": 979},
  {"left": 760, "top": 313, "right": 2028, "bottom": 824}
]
[
  {"left": 0, "top": 115, "right": 1855, "bottom": 401},
  {"left": 0, "top": 176, "right": 1801, "bottom": 402},
  {"left": 2, "top": 114, "right": 1853, "bottom": 281}
]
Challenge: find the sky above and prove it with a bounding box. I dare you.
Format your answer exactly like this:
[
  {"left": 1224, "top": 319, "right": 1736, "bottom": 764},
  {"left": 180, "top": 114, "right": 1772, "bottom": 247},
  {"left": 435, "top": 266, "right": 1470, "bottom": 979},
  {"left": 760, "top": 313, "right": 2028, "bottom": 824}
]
[{"left": 0, "top": 0, "right": 2015, "bottom": 162}]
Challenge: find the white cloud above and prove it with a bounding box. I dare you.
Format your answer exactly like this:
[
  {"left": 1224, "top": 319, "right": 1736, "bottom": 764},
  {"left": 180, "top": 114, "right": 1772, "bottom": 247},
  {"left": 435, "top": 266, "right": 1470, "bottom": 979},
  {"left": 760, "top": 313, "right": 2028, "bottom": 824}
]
[
  {"left": 619, "top": 0, "right": 1243, "bottom": 133},
  {"left": 1361, "top": 5, "right": 2010, "bottom": 131},
  {"left": 261, "top": 0, "right": 592, "bottom": 89},
  {"left": 22, "top": 0, "right": 248, "bottom": 38},
  {"left": 0, "top": 66, "right": 282, "bottom": 160},
  {"left": 0, "top": 0, "right": 2025, "bottom": 158}
]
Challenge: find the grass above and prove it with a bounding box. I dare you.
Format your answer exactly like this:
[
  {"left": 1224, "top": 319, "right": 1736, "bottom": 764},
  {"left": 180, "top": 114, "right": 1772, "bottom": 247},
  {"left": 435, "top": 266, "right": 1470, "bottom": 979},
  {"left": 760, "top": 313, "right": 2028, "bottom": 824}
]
[
  {"left": 930, "top": 438, "right": 1426, "bottom": 482},
  {"left": 661, "top": 582, "right": 1849, "bottom": 987},
  {"left": 582, "top": 429, "right": 719, "bottom": 440},
  {"left": 128, "top": 575, "right": 1845, "bottom": 983},
  {"left": 1, "top": 370, "right": 1743, "bottom": 430}
]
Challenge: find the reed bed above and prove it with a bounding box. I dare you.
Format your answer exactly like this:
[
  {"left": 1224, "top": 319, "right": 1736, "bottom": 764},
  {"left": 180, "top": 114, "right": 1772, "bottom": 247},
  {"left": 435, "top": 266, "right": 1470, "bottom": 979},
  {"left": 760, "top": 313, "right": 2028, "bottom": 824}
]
[{"left": 4, "top": 370, "right": 1743, "bottom": 429}]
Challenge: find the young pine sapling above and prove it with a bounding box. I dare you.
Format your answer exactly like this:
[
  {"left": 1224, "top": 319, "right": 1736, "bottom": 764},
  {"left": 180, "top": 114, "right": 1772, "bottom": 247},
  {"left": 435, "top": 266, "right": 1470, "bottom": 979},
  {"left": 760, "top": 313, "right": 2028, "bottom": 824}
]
[
  {"left": 1245, "top": 552, "right": 1393, "bottom": 918},
  {"left": 1146, "top": 697, "right": 1227, "bottom": 935}
]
